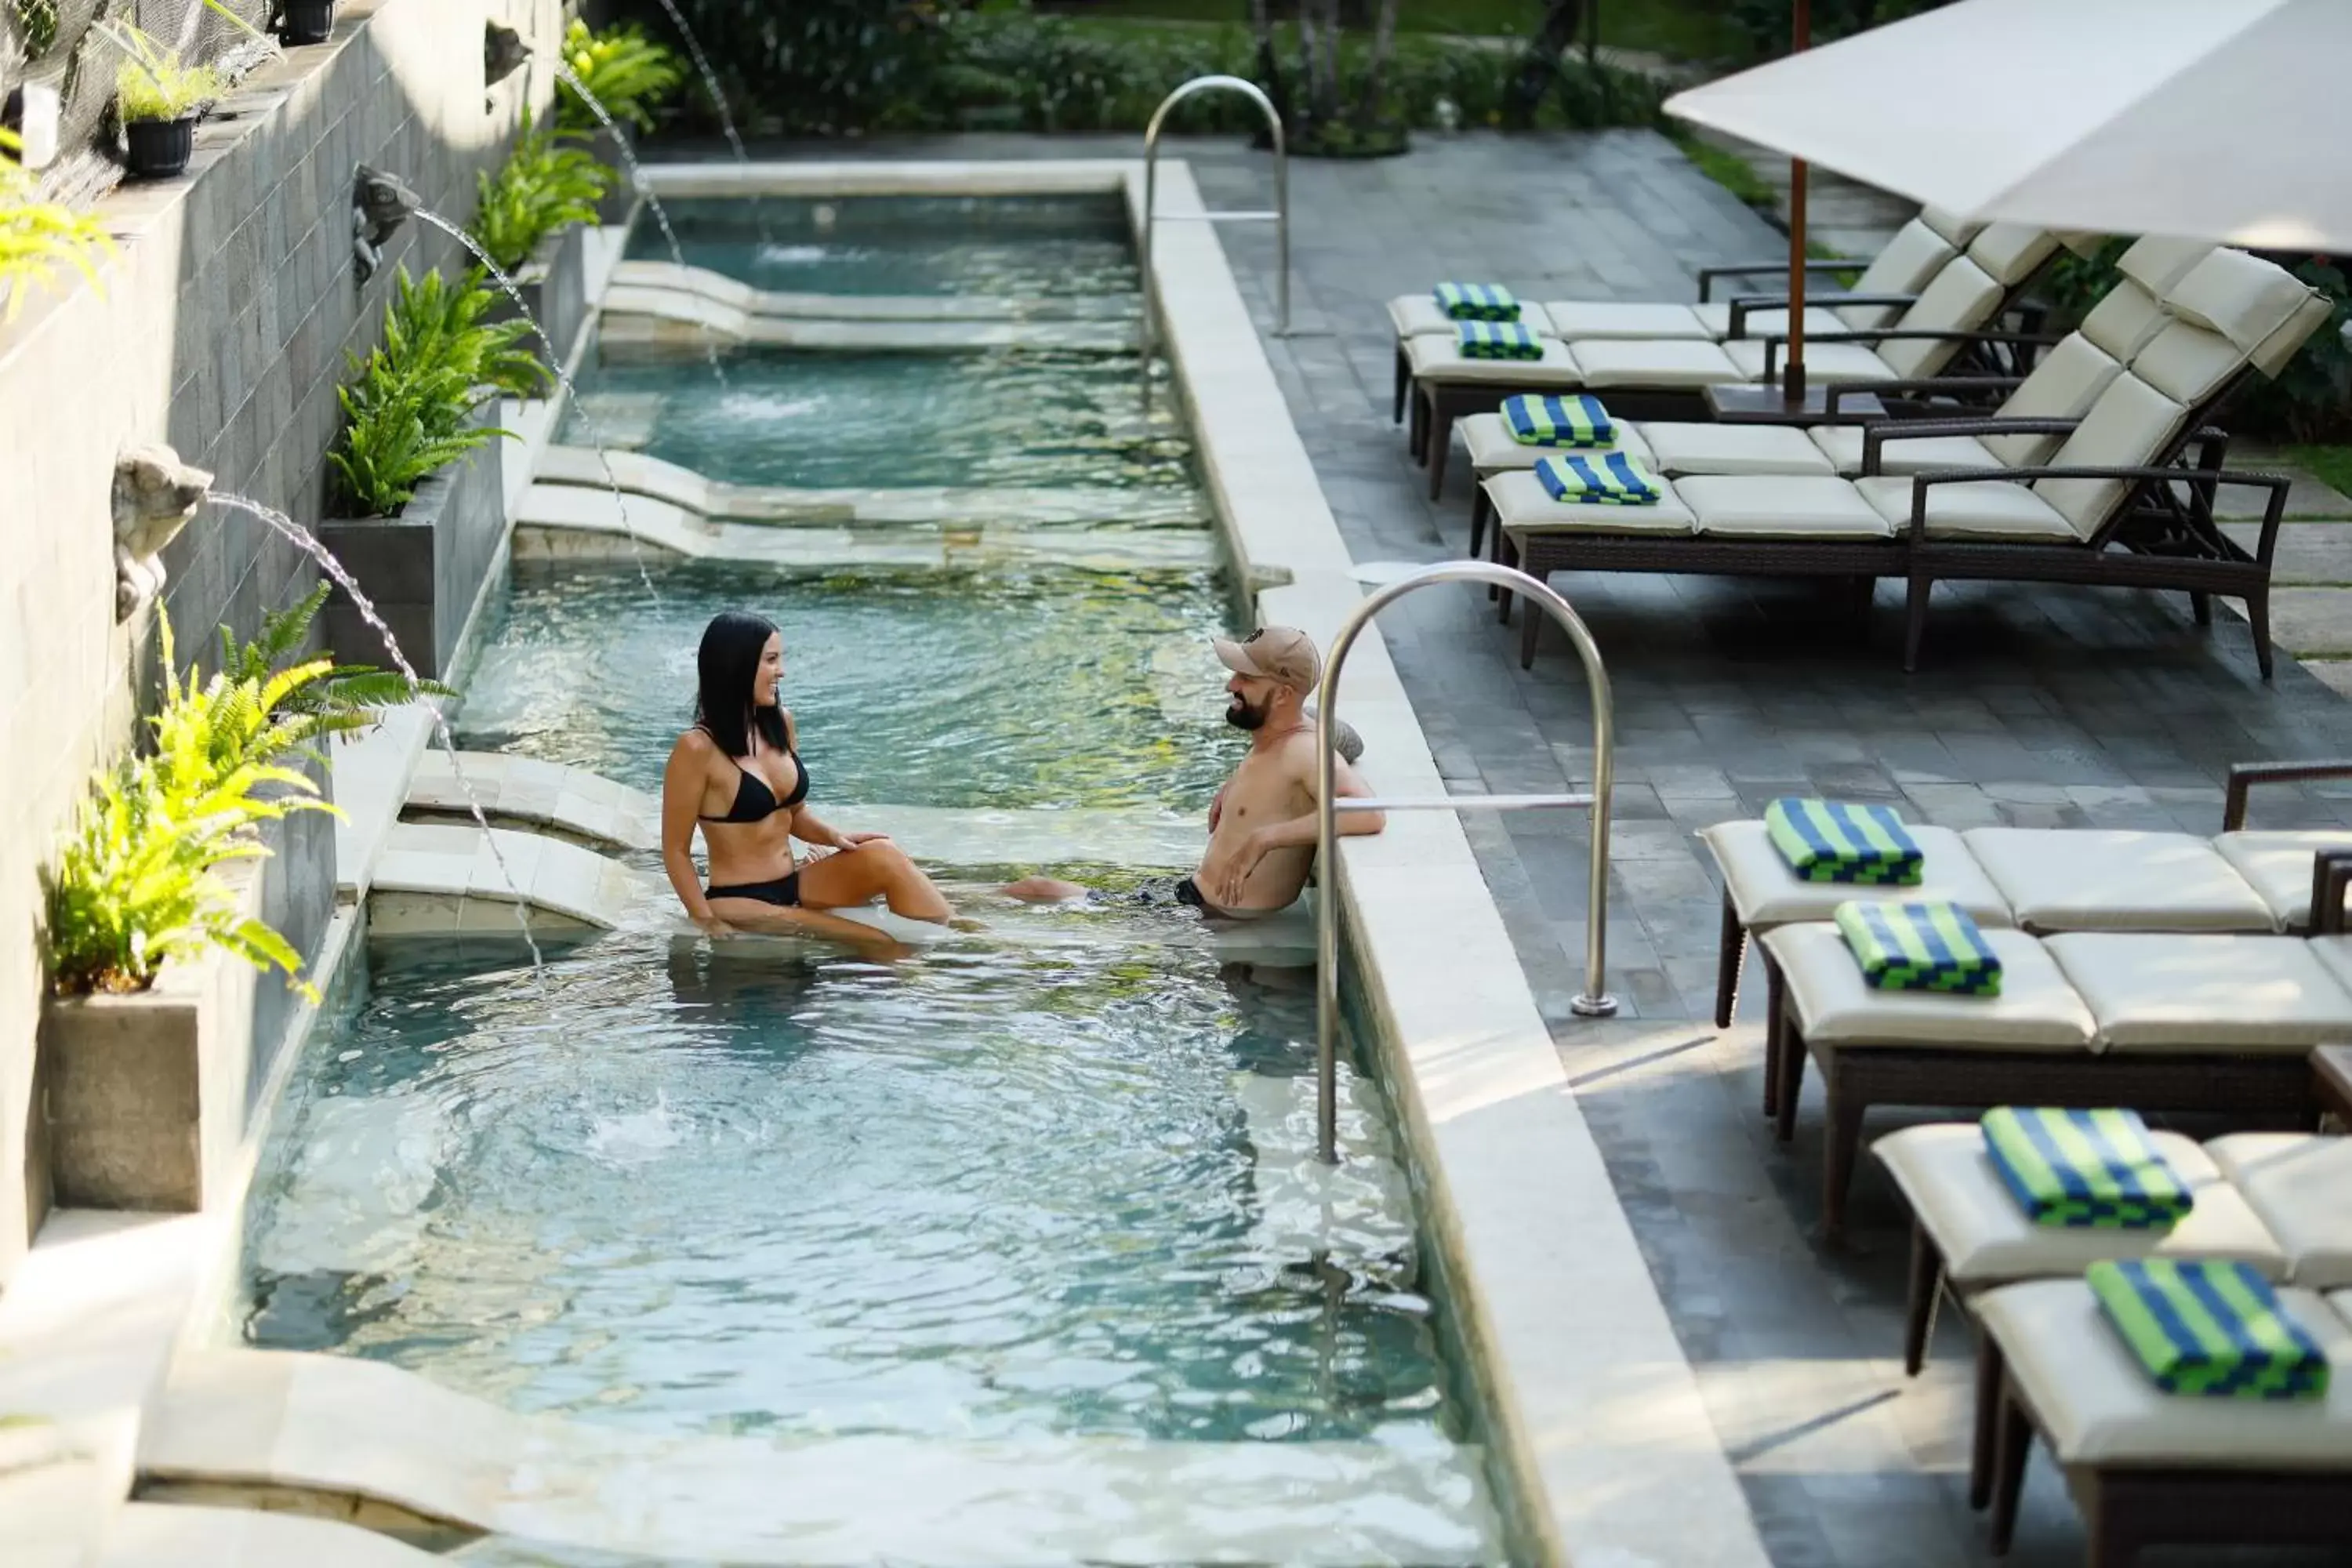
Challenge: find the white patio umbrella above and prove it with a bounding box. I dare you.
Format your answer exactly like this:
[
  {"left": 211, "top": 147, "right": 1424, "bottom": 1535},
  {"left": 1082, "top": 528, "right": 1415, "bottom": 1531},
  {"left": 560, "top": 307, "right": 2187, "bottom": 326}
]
[{"left": 1663, "top": 0, "right": 2352, "bottom": 253}]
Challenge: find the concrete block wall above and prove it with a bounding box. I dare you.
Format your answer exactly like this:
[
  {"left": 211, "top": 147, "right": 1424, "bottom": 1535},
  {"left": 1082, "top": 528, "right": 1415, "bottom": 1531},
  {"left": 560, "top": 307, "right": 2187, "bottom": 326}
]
[{"left": 0, "top": 0, "right": 565, "bottom": 1287}]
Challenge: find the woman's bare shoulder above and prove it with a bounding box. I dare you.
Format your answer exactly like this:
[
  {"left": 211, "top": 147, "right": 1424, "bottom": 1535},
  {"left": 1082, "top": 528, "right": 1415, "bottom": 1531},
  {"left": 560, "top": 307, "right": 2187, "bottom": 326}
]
[{"left": 669, "top": 727, "right": 719, "bottom": 764}]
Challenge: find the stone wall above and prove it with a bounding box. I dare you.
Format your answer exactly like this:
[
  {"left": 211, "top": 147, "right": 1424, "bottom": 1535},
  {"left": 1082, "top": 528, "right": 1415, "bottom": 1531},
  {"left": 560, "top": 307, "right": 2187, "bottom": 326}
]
[{"left": 0, "top": 0, "right": 565, "bottom": 1286}]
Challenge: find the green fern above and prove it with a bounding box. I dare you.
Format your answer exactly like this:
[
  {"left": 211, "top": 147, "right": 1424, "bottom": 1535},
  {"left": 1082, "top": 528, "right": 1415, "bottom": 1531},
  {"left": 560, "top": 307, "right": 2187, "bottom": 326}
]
[
  {"left": 45, "top": 608, "right": 343, "bottom": 998},
  {"left": 469, "top": 109, "right": 612, "bottom": 274},
  {"left": 557, "top": 17, "right": 685, "bottom": 136},
  {"left": 215, "top": 583, "right": 457, "bottom": 744},
  {"left": 0, "top": 128, "right": 116, "bottom": 322},
  {"left": 332, "top": 264, "right": 525, "bottom": 517}
]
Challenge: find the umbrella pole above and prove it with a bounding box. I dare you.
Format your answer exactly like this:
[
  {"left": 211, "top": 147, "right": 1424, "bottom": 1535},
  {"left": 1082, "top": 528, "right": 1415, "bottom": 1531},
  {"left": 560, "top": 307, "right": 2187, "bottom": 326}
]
[{"left": 1781, "top": 0, "right": 1811, "bottom": 408}]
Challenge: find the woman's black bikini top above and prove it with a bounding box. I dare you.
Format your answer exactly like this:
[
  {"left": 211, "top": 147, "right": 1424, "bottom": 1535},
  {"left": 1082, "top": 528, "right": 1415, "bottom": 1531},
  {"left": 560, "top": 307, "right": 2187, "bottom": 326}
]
[{"left": 695, "top": 727, "right": 810, "bottom": 824}]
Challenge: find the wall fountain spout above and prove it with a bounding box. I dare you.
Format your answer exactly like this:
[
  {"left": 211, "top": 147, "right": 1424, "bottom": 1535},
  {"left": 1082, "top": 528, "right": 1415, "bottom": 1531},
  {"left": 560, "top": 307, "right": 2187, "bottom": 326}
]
[
  {"left": 484, "top": 20, "right": 532, "bottom": 87},
  {"left": 352, "top": 164, "right": 420, "bottom": 282},
  {"left": 112, "top": 445, "right": 214, "bottom": 621}
]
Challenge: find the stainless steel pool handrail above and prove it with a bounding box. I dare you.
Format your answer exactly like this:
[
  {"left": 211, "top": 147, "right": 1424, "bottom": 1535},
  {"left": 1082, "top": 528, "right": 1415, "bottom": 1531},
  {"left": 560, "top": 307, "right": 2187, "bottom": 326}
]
[
  {"left": 1140, "top": 75, "right": 1289, "bottom": 363},
  {"left": 1312, "top": 562, "right": 1619, "bottom": 1164}
]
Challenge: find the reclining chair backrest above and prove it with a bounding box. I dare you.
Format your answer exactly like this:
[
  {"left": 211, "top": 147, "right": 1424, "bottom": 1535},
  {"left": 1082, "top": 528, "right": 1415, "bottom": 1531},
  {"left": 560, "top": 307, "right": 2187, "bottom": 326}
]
[
  {"left": 2030, "top": 372, "right": 2194, "bottom": 541},
  {"left": 1835, "top": 219, "right": 1962, "bottom": 330},
  {"left": 2081, "top": 238, "right": 2216, "bottom": 361},
  {"left": 2162, "top": 247, "right": 2333, "bottom": 378},
  {"left": 1980, "top": 335, "right": 2128, "bottom": 466},
  {"left": 1875, "top": 255, "right": 2005, "bottom": 377}
]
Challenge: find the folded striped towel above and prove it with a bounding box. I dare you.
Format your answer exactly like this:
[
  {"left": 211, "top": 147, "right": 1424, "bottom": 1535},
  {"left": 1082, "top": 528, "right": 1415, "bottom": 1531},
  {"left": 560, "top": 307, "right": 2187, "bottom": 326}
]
[
  {"left": 1763, "top": 797, "right": 1924, "bottom": 884},
  {"left": 1502, "top": 394, "right": 1616, "bottom": 448},
  {"left": 2089, "top": 1258, "right": 2329, "bottom": 1399},
  {"left": 1456, "top": 320, "right": 1544, "bottom": 360},
  {"left": 1833, "top": 899, "right": 2002, "bottom": 995},
  {"left": 1434, "top": 281, "right": 1519, "bottom": 321},
  {"left": 1982, "top": 1108, "right": 2194, "bottom": 1229},
  {"left": 1534, "top": 452, "right": 1662, "bottom": 506}
]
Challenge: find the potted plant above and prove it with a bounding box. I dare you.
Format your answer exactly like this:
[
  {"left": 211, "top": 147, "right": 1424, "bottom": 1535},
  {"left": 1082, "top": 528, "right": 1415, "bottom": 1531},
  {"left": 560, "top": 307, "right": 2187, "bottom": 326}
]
[
  {"left": 273, "top": 0, "right": 334, "bottom": 46},
  {"left": 0, "top": 126, "right": 116, "bottom": 321},
  {"left": 38, "top": 609, "right": 343, "bottom": 1213},
  {"left": 470, "top": 110, "right": 612, "bottom": 361},
  {"left": 320, "top": 265, "right": 544, "bottom": 676},
  {"left": 99, "top": 21, "right": 224, "bottom": 179}
]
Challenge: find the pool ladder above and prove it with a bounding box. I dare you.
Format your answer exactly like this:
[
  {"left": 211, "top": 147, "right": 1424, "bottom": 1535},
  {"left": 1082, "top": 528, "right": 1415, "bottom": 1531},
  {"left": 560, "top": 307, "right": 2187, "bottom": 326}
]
[
  {"left": 1313, "top": 563, "right": 1620, "bottom": 1164},
  {"left": 1140, "top": 75, "right": 1290, "bottom": 363}
]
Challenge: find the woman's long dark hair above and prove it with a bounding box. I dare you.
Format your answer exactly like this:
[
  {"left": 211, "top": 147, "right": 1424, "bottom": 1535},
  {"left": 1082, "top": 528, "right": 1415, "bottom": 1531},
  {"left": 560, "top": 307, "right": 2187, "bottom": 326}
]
[{"left": 695, "top": 611, "right": 789, "bottom": 758}]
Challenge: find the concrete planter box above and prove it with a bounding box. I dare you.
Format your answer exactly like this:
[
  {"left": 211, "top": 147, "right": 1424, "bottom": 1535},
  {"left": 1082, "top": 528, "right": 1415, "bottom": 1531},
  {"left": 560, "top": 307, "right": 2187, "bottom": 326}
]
[
  {"left": 318, "top": 403, "right": 506, "bottom": 680},
  {"left": 34, "top": 864, "right": 264, "bottom": 1214},
  {"left": 488, "top": 221, "right": 589, "bottom": 368}
]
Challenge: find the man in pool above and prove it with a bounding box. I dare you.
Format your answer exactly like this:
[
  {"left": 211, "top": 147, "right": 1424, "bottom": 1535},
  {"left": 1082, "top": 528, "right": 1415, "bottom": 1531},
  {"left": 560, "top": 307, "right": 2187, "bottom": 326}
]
[{"left": 1005, "top": 626, "right": 1386, "bottom": 916}]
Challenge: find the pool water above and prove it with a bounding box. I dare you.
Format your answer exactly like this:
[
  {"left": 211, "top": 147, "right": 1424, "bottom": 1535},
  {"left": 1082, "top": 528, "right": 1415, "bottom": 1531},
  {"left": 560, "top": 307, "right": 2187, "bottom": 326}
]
[
  {"left": 625, "top": 194, "right": 1140, "bottom": 300},
  {"left": 564, "top": 350, "right": 1193, "bottom": 493}
]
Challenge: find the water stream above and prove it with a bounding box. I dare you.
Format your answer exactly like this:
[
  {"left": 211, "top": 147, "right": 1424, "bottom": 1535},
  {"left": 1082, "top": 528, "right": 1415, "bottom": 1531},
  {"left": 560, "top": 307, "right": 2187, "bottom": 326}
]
[
  {"left": 411, "top": 208, "right": 658, "bottom": 603},
  {"left": 555, "top": 60, "right": 730, "bottom": 388},
  {"left": 205, "top": 493, "right": 546, "bottom": 978},
  {"left": 644, "top": 0, "right": 748, "bottom": 167}
]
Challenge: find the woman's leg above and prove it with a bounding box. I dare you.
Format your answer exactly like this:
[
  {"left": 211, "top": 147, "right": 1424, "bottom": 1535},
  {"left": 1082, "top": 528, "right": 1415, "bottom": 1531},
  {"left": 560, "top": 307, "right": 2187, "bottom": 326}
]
[
  {"left": 705, "top": 897, "right": 911, "bottom": 958},
  {"left": 795, "top": 840, "right": 953, "bottom": 922}
]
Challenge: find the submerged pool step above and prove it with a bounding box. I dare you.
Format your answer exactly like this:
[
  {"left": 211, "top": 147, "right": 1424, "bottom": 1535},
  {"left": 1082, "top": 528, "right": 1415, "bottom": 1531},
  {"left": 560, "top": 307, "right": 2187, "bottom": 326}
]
[
  {"left": 405, "top": 751, "right": 1205, "bottom": 870},
  {"left": 608, "top": 259, "right": 1138, "bottom": 323},
  {"left": 141, "top": 1349, "right": 1499, "bottom": 1565},
  {"left": 534, "top": 445, "right": 1212, "bottom": 531},
  {"left": 98, "top": 1503, "right": 446, "bottom": 1566},
  {"left": 516, "top": 483, "right": 1218, "bottom": 572},
  {"left": 368, "top": 822, "right": 657, "bottom": 935},
  {"left": 596, "top": 285, "right": 1140, "bottom": 356},
  {"left": 1234, "top": 1069, "right": 1420, "bottom": 1286}
]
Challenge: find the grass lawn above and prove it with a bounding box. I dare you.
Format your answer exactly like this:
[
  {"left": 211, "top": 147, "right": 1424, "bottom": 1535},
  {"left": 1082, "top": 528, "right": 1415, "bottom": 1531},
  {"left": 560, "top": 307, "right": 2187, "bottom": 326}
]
[
  {"left": 2291, "top": 445, "right": 2352, "bottom": 501},
  {"left": 1029, "top": 0, "right": 1747, "bottom": 60}
]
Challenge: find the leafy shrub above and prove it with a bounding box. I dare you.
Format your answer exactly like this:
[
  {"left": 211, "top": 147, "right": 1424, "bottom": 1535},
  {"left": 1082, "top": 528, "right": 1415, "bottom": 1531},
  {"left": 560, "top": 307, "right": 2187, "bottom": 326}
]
[
  {"left": 331, "top": 266, "right": 526, "bottom": 517},
  {"left": 467, "top": 111, "right": 610, "bottom": 274},
  {"left": 556, "top": 17, "right": 685, "bottom": 136},
  {"left": 0, "top": 128, "right": 116, "bottom": 321},
  {"left": 1726, "top": 0, "right": 1957, "bottom": 61},
  {"left": 216, "top": 582, "right": 456, "bottom": 742},
  {"left": 618, "top": 0, "right": 948, "bottom": 137},
  {"left": 45, "top": 611, "right": 341, "bottom": 998}
]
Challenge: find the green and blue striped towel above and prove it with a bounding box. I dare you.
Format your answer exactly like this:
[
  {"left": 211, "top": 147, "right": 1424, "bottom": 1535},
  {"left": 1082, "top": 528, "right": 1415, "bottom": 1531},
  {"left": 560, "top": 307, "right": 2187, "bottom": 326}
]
[
  {"left": 1434, "top": 281, "right": 1520, "bottom": 321},
  {"left": 1763, "top": 797, "right": 1924, "bottom": 884},
  {"left": 1534, "top": 452, "right": 1662, "bottom": 506},
  {"left": 1834, "top": 900, "right": 2000, "bottom": 994},
  {"left": 2089, "top": 1258, "right": 2329, "bottom": 1399},
  {"left": 1981, "top": 1108, "right": 2194, "bottom": 1229},
  {"left": 1503, "top": 394, "right": 1616, "bottom": 448},
  {"left": 1456, "top": 320, "right": 1544, "bottom": 360}
]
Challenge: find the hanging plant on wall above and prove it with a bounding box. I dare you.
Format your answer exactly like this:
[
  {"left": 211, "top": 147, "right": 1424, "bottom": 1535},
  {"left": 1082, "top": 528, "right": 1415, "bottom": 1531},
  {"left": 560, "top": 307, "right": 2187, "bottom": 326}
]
[{"left": 0, "top": 126, "right": 114, "bottom": 320}]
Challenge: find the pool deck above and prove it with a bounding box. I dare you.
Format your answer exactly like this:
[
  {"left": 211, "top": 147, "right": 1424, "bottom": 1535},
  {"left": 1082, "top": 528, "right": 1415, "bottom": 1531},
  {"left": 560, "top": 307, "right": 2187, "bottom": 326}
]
[{"left": 698, "top": 131, "right": 2352, "bottom": 1566}]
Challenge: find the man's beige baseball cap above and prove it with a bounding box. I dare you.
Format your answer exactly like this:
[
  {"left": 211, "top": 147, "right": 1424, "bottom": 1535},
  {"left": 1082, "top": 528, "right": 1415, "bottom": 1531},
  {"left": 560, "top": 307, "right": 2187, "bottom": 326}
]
[{"left": 1212, "top": 625, "right": 1321, "bottom": 691}]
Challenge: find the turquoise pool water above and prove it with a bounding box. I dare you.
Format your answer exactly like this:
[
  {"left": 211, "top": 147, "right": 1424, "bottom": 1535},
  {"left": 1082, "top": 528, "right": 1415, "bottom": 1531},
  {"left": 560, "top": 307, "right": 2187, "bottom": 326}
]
[{"left": 623, "top": 194, "right": 1140, "bottom": 299}]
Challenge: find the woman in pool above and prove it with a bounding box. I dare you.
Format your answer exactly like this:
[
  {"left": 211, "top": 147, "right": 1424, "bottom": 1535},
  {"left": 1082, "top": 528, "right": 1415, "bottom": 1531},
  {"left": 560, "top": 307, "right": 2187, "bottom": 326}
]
[{"left": 661, "top": 610, "right": 958, "bottom": 947}]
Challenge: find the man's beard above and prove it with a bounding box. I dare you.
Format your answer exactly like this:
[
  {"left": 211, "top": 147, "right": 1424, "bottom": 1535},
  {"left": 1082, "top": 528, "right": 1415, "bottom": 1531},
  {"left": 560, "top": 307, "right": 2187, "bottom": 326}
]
[{"left": 1225, "top": 692, "right": 1269, "bottom": 731}]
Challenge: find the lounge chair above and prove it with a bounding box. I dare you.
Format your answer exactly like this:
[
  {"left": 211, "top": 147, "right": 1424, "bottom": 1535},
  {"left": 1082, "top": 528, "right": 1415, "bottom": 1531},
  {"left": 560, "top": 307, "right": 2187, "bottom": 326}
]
[
  {"left": 1700, "top": 760, "right": 2352, "bottom": 1035},
  {"left": 1759, "top": 924, "right": 2339, "bottom": 1235},
  {"left": 1973, "top": 1276, "right": 2352, "bottom": 1563},
  {"left": 1403, "top": 227, "right": 2067, "bottom": 501},
  {"left": 1485, "top": 248, "right": 2327, "bottom": 673}
]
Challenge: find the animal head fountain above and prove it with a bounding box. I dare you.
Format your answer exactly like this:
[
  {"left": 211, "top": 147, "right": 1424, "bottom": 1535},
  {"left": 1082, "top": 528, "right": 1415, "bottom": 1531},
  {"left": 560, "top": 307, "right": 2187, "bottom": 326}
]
[
  {"left": 484, "top": 20, "right": 531, "bottom": 87},
  {"left": 112, "top": 445, "right": 213, "bottom": 621},
  {"left": 351, "top": 163, "right": 419, "bottom": 282}
]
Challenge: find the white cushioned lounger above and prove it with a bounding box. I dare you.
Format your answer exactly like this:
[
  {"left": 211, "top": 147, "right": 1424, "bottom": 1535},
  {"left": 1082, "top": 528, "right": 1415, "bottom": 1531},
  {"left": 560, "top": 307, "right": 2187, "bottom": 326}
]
[
  {"left": 1458, "top": 412, "right": 1653, "bottom": 474},
  {"left": 1979, "top": 1277, "right": 2352, "bottom": 1469},
  {"left": 2212, "top": 829, "right": 2352, "bottom": 930},
  {"left": 1961, "top": 827, "right": 2274, "bottom": 934},
  {"left": 1386, "top": 295, "right": 1557, "bottom": 339},
  {"left": 1698, "top": 819, "right": 2011, "bottom": 933},
  {"left": 2044, "top": 931, "right": 2352, "bottom": 1054},
  {"left": 1535, "top": 206, "right": 1980, "bottom": 342},
  {"left": 1878, "top": 1123, "right": 2288, "bottom": 1294},
  {"left": 1763, "top": 924, "right": 2096, "bottom": 1053},
  {"left": 1480, "top": 467, "right": 1696, "bottom": 535},
  {"left": 1403, "top": 332, "right": 1584, "bottom": 388},
  {"left": 2207, "top": 1133, "right": 2352, "bottom": 1290}
]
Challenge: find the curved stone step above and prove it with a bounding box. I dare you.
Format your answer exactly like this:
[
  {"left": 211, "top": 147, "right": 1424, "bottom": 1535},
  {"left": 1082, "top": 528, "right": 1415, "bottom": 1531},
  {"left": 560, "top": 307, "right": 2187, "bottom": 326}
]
[
  {"left": 100, "top": 1503, "right": 448, "bottom": 1566},
  {"left": 514, "top": 484, "right": 1218, "bottom": 571},
  {"left": 366, "top": 823, "right": 656, "bottom": 935},
  {"left": 596, "top": 287, "right": 1139, "bottom": 355},
  {"left": 608, "top": 260, "right": 1136, "bottom": 323},
  {"left": 534, "top": 445, "right": 1210, "bottom": 531},
  {"left": 405, "top": 751, "right": 658, "bottom": 853},
  {"left": 141, "top": 1349, "right": 1497, "bottom": 1565}
]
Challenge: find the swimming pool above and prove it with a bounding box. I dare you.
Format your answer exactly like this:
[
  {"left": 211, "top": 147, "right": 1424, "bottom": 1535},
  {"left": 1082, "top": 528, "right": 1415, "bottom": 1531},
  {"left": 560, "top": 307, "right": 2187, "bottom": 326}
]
[{"left": 238, "top": 194, "right": 1508, "bottom": 1562}]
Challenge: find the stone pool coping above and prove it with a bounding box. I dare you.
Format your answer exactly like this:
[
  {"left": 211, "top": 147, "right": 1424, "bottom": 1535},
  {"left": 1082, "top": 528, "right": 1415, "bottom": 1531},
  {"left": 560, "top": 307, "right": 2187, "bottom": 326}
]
[{"left": 637, "top": 158, "right": 1771, "bottom": 1567}]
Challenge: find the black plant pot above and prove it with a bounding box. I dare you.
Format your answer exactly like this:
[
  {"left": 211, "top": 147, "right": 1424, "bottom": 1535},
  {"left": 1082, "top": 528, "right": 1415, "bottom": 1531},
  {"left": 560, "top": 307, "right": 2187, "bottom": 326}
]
[
  {"left": 277, "top": 0, "right": 333, "bottom": 45},
  {"left": 122, "top": 115, "right": 196, "bottom": 180}
]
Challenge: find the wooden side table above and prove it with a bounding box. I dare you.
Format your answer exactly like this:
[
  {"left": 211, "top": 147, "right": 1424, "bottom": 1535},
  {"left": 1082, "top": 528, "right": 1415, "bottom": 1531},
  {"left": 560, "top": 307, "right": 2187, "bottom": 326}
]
[{"left": 1705, "top": 384, "right": 1886, "bottom": 426}]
